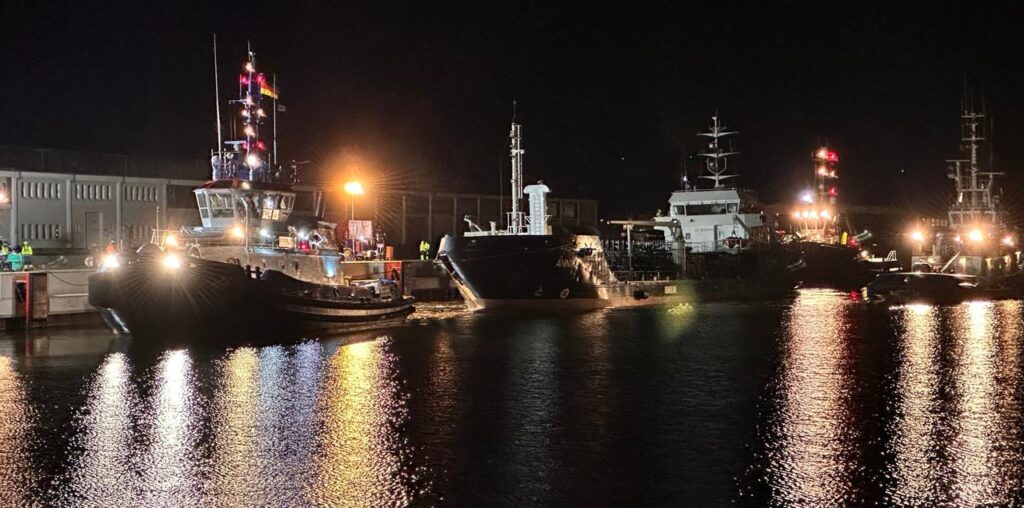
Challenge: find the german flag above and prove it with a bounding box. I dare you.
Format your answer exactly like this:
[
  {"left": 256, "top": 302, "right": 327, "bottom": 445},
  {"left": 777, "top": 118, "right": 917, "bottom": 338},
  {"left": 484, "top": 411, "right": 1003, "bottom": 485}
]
[{"left": 259, "top": 83, "right": 278, "bottom": 99}]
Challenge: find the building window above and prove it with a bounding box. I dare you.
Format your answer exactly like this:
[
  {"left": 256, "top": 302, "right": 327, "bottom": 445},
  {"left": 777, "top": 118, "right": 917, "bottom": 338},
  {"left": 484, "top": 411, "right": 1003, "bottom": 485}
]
[
  {"left": 75, "top": 183, "right": 112, "bottom": 201},
  {"left": 124, "top": 185, "right": 158, "bottom": 202},
  {"left": 19, "top": 223, "right": 62, "bottom": 240},
  {"left": 20, "top": 181, "right": 62, "bottom": 200}
]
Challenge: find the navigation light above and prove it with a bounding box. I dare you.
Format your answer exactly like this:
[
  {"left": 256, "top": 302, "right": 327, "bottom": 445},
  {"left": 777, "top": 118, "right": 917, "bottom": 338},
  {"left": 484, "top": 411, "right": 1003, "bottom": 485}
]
[{"left": 162, "top": 254, "right": 182, "bottom": 270}]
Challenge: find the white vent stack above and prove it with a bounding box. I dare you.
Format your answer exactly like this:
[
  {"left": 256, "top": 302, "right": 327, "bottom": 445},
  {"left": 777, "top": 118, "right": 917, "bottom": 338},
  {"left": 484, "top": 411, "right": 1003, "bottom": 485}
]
[{"left": 523, "top": 183, "right": 551, "bottom": 235}]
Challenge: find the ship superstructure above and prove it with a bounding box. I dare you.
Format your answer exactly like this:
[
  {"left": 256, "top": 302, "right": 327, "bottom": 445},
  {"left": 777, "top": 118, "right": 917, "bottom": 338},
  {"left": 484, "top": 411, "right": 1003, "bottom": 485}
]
[
  {"left": 910, "top": 103, "right": 1019, "bottom": 276},
  {"left": 653, "top": 115, "right": 770, "bottom": 258},
  {"left": 463, "top": 121, "right": 551, "bottom": 237}
]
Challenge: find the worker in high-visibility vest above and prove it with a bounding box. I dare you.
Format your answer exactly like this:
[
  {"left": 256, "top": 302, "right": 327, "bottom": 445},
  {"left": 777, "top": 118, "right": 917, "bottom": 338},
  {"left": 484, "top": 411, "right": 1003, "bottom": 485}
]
[
  {"left": 20, "top": 241, "right": 32, "bottom": 268},
  {"left": 419, "top": 240, "right": 430, "bottom": 260}
]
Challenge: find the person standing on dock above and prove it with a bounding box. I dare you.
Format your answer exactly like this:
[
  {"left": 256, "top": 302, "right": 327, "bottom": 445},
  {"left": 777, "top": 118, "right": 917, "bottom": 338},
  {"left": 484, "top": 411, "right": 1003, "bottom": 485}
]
[
  {"left": 419, "top": 240, "right": 430, "bottom": 260},
  {"left": 21, "top": 241, "right": 32, "bottom": 268},
  {"left": 8, "top": 246, "right": 23, "bottom": 272}
]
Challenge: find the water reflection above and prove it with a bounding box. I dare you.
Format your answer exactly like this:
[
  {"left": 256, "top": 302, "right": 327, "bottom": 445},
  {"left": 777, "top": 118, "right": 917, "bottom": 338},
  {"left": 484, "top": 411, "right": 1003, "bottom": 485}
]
[
  {"left": 138, "top": 350, "right": 201, "bottom": 505},
  {"left": 887, "top": 304, "right": 947, "bottom": 504},
  {"left": 886, "top": 300, "right": 1024, "bottom": 504},
  {"left": 504, "top": 319, "right": 559, "bottom": 504},
  {"left": 63, "top": 353, "right": 140, "bottom": 504},
  {"left": 949, "top": 301, "right": 1023, "bottom": 503},
  {"left": 205, "top": 347, "right": 261, "bottom": 505},
  {"left": 308, "top": 337, "right": 432, "bottom": 506},
  {"left": 763, "top": 289, "right": 857, "bottom": 504},
  {"left": 0, "top": 357, "right": 34, "bottom": 507}
]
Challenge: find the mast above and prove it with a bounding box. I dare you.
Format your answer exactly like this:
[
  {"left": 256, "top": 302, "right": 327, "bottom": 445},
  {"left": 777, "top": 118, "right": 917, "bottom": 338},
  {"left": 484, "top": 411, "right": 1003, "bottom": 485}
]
[
  {"left": 812, "top": 147, "right": 839, "bottom": 208},
  {"left": 696, "top": 114, "right": 739, "bottom": 188},
  {"left": 272, "top": 73, "right": 278, "bottom": 165},
  {"left": 509, "top": 104, "right": 524, "bottom": 233},
  {"left": 231, "top": 42, "right": 271, "bottom": 182},
  {"left": 946, "top": 99, "right": 1002, "bottom": 228},
  {"left": 213, "top": 34, "right": 223, "bottom": 168}
]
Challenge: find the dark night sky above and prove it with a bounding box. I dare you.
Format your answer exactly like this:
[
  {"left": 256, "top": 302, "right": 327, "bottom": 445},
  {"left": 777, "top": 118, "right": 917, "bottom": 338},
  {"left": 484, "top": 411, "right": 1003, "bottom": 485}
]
[{"left": 2, "top": 2, "right": 1023, "bottom": 219}]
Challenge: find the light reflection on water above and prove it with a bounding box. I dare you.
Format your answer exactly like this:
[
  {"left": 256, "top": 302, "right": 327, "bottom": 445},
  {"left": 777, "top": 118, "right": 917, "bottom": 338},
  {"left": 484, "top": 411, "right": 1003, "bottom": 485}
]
[
  {"left": 0, "top": 357, "right": 34, "bottom": 507},
  {"left": 308, "top": 337, "right": 430, "bottom": 507},
  {"left": 883, "top": 300, "right": 1024, "bottom": 505},
  {"left": 761, "top": 289, "right": 858, "bottom": 505},
  {"left": 4, "top": 292, "right": 1024, "bottom": 504},
  {"left": 50, "top": 338, "right": 431, "bottom": 506}
]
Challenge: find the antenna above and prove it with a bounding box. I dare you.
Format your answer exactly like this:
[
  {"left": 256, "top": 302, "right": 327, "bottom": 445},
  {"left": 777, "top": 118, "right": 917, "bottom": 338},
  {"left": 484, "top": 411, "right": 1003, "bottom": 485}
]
[
  {"left": 680, "top": 140, "right": 688, "bottom": 189},
  {"left": 213, "top": 34, "right": 223, "bottom": 167},
  {"left": 272, "top": 73, "right": 278, "bottom": 165},
  {"left": 696, "top": 112, "right": 739, "bottom": 188},
  {"left": 509, "top": 101, "right": 524, "bottom": 233}
]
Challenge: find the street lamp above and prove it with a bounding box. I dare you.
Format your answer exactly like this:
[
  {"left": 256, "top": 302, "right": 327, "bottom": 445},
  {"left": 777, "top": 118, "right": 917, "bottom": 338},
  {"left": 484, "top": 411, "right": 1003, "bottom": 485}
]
[{"left": 343, "top": 180, "right": 365, "bottom": 222}]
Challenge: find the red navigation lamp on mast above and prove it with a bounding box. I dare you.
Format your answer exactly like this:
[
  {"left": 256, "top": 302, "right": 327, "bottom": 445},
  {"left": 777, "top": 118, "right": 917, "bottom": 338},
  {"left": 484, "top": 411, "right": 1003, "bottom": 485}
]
[
  {"left": 814, "top": 147, "right": 840, "bottom": 209},
  {"left": 792, "top": 147, "right": 841, "bottom": 243}
]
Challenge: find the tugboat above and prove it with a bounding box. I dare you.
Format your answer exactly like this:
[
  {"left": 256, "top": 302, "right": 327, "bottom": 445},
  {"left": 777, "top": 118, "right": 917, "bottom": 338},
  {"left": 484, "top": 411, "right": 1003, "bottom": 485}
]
[
  {"left": 88, "top": 46, "right": 414, "bottom": 340},
  {"left": 438, "top": 115, "right": 800, "bottom": 311},
  {"left": 867, "top": 101, "right": 1024, "bottom": 303},
  {"left": 784, "top": 147, "right": 899, "bottom": 287}
]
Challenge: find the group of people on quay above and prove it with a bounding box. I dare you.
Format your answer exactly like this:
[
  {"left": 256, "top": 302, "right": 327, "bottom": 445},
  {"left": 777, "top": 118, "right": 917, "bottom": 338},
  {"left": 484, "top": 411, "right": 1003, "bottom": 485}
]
[{"left": 0, "top": 241, "right": 32, "bottom": 271}]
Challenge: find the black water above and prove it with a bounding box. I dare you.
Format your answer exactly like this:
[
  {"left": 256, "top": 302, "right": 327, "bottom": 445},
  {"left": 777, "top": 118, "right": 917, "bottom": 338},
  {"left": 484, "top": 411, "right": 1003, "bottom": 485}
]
[{"left": 2, "top": 290, "right": 1024, "bottom": 506}]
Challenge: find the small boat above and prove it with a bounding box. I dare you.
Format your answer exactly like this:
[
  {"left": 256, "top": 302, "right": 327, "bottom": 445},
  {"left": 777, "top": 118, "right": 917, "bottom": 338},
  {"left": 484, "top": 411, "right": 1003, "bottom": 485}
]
[
  {"left": 864, "top": 272, "right": 981, "bottom": 304},
  {"left": 88, "top": 46, "right": 414, "bottom": 341}
]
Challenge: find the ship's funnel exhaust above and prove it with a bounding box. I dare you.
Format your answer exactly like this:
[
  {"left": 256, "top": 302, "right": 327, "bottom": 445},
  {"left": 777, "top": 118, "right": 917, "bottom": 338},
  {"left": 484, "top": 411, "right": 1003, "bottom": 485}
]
[{"left": 524, "top": 183, "right": 551, "bottom": 235}]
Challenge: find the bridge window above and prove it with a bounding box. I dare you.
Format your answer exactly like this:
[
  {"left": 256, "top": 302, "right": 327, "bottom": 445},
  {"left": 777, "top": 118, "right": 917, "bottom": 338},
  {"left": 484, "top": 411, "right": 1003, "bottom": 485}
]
[{"left": 685, "top": 203, "right": 735, "bottom": 215}]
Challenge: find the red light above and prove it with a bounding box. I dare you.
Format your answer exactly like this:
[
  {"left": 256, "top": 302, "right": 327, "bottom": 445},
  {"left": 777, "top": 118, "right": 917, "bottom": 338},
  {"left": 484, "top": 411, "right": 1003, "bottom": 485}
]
[
  {"left": 827, "top": 151, "right": 839, "bottom": 162},
  {"left": 256, "top": 140, "right": 266, "bottom": 151},
  {"left": 828, "top": 187, "right": 838, "bottom": 196},
  {"left": 239, "top": 75, "right": 249, "bottom": 85},
  {"left": 849, "top": 291, "right": 860, "bottom": 301},
  {"left": 256, "top": 73, "right": 266, "bottom": 84}
]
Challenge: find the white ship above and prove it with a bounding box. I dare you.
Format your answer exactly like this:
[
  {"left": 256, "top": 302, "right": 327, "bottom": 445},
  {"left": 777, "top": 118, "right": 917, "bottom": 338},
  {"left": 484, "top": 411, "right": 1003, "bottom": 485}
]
[{"left": 652, "top": 115, "right": 771, "bottom": 263}]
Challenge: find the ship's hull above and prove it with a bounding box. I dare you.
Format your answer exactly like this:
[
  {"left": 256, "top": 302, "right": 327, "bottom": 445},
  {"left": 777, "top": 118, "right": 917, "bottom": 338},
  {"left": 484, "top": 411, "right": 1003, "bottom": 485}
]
[
  {"left": 790, "top": 241, "right": 899, "bottom": 288},
  {"left": 438, "top": 234, "right": 797, "bottom": 310},
  {"left": 88, "top": 249, "right": 414, "bottom": 343}
]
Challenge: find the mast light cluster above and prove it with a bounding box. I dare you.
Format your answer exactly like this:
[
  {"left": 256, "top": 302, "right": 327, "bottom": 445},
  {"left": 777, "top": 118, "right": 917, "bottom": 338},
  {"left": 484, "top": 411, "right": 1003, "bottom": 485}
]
[
  {"left": 790, "top": 147, "right": 842, "bottom": 242},
  {"left": 211, "top": 47, "right": 281, "bottom": 182}
]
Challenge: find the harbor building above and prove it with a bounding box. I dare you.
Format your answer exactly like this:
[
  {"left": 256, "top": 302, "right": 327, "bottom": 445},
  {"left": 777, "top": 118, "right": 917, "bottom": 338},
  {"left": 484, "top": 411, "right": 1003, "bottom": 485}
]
[{"left": 0, "top": 146, "right": 597, "bottom": 253}]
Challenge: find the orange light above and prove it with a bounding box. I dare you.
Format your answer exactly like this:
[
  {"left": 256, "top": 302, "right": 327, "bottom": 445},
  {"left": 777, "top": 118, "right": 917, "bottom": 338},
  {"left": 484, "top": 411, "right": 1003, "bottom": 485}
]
[
  {"left": 343, "top": 181, "right": 365, "bottom": 195},
  {"left": 910, "top": 230, "right": 924, "bottom": 242}
]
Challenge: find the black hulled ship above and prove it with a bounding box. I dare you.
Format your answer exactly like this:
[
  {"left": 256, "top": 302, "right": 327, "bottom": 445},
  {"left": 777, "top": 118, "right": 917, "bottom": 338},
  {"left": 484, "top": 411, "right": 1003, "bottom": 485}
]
[
  {"left": 438, "top": 116, "right": 801, "bottom": 311},
  {"left": 88, "top": 45, "right": 413, "bottom": 341}
]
